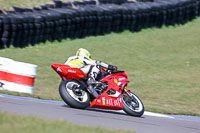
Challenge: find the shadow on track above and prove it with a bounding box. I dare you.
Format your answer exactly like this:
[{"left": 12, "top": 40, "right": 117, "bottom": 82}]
[{"left": 61, "top": 104, "right": 145, "bottom": 118}]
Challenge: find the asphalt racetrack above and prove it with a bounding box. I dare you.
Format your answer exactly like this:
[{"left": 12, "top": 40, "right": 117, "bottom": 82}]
[{"left": 0, "top": 94, "right": 200, "bottom": 133}]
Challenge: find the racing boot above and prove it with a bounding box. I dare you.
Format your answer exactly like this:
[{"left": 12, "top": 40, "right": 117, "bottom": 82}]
[{"left": 87, "top": 78, "right": 99, "bottom": 98}]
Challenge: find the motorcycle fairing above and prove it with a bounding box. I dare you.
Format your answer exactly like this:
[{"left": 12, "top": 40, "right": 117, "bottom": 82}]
[
  {"left": 101, "top": 71, "right": 130, "bottom": 90},
  {"left": 90, "top": 72, "right": 129, "bottom": 110},
  {"left": 90, "top": 85, "right": 123, "bottom": 110},
  {"left": 51, "top": 64, "right": 87, "bottom": 80}
]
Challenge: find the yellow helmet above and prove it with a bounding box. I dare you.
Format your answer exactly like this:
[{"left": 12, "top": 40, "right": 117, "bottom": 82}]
[{"left": 76, "top": 48, "right": 92, "bottom": 60}]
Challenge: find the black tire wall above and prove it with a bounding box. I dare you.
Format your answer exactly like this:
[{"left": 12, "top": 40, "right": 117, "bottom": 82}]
[{"left": 0, "top": 0, "right": 199, "bottom": 49}]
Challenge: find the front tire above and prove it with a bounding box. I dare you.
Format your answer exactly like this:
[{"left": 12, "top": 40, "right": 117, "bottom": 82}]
[
  {"left": 59, "top": 80, "right": 90, "bottom": 109},
  {"left": 122, "top": 91, "right": 144, "bottom": 117}
]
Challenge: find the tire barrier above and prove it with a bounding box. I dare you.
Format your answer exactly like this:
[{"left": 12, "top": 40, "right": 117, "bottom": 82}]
[
  {"left": 137, "top": 0, "right": 154, "bottom": 2},
  {"left": 0, "top": 57, "right": 37, "bottom": 94},
  {"left": 98, "top": 0, "right": 127, "bottom": 5},
  {"left": 0, "top": 0, "right": 199, "bottom": 49}
]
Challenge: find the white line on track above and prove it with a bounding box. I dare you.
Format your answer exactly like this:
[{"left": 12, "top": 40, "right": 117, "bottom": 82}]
[
  {"left": 112, "top": 110, "right": 175, "bottom": 119},
  {"left": 144, "top": 111, "right": 175, "bottom": 119}
]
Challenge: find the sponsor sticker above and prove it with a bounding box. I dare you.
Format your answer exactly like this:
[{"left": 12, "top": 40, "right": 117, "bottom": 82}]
[
  {"left": 57, "top": 67, "right": 62, "bottom": 72},
  {"left": 119, "top": 78, "right": 125, "bottom": 81},
  {"left": 114, "top": 79, "right": 118, "bottom": 84},
  {"left": 113, "top": 98, "right": 121, "bottom": 106},
  {"left": 102, "top": 97, "right": 105, "bottom": 105},
  {"left": 68, "top": 70, "right": 76, "bottom": 73},
  {"left": 97, "top": 99, "right": 101, "bottom": 103},
  {"left": 104, "top": 98, "right": 122, "bottom": 107},
  {"left": 106, "top": 99, "right": 113, "bottom": 106}
]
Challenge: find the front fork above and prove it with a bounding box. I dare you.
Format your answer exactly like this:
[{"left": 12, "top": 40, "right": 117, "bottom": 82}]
[
  {"left": 124, "top": 88, "right": 132, "bottom": 97},
  {"left": 123, "top": 88, "right": 139, "bottom": 108}
]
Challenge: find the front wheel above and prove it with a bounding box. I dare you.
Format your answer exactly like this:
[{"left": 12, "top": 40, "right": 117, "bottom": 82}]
[
  {"left": 122, "top": 90, "right": 144, "bottom": 117},
  {"left": 59, "top": 80, "right": 90, "bottom": 109}
]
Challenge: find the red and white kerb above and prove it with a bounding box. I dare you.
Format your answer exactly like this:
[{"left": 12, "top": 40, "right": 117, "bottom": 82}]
[{"left": 0, "top": 57, "right": 37, "bottom": 94}]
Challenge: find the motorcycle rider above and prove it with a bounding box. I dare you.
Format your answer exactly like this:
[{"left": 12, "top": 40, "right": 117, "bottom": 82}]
[{"left": 64, "top": 48, "right": 117, "bottom": 98}]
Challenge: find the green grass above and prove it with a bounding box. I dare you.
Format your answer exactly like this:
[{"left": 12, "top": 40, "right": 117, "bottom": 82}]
[
  {"left": 0, "top": 0, "right": 75, "bottom": 10},
  {"left": 0, "top": 112, "right": 134, "bottom": 133},
  {"left": 0, "top": 18, "right": 200, "bottom": 116}
]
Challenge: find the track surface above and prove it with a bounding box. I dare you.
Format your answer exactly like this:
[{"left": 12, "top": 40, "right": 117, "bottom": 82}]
[{"left": 0, "top": 94, "right": 200, "bottom": 133}]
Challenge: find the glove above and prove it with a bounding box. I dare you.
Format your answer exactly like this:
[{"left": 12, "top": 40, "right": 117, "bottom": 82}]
[{"left": 108, "top": 65, "right": 118, "bottom": 71}]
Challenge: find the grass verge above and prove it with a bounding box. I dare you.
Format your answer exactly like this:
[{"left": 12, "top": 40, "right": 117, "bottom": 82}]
[
  {"left": 0, "top": 112, "right": 134, "bottom": 133},
  {"left": 0, "top": 0, "right": 74, "bottom": 10}
]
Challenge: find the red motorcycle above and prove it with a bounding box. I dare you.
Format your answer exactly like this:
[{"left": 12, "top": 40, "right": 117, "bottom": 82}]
[{"left": 51, "top": 64, "right": 144, "bottom": 117}]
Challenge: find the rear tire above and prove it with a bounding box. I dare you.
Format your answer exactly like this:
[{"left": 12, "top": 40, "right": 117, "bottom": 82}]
[
  {"left": 122, "top": 91, "right": 144, "bottom": 117},
  {"left": 59, "top": 80, "right": 90, "bottom": 109}
]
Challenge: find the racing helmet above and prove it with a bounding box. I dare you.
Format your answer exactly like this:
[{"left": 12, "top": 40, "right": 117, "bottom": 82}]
[{"left": 76, "top": 48, "right": 92, "bottom": 60}]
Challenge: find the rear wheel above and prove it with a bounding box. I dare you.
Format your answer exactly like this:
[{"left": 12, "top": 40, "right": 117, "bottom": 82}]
[
  {"left": 122, "top": 90, "right": 144, "bottom": 117},
  {"left": 59, "top": 80, "right": 90, "bottom": 109}
]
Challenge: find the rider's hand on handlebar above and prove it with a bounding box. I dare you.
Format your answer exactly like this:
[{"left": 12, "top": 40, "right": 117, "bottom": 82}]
[{"left": 108, "top": 65, "right": 118, "bottom": 72}]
